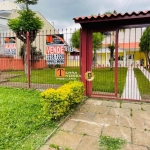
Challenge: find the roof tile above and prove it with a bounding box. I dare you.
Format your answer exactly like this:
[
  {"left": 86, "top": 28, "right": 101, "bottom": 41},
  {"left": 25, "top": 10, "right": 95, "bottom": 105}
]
[{"left": 73, "top": 10, "right": 150, "bottom": 21}]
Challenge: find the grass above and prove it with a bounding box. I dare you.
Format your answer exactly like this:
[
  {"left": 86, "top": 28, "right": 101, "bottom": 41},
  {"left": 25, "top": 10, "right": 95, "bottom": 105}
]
[
  {"left": 0, "top": 87, "right": 57, "bottom": 150},
  {"left": 133, "top": 68, "right": 150, "bottom": 99},
  {"left": 92, "top": 67, "right": 127, "bottom": 95},
  {"left": 7, "top": 67, "right": 80, "bottom": 84},
  {"left": 99, "top": 135, "right": 126, "bottom": 150},
  {"left": 6, "top": 67, "right": 127, "bottom": 96},
  {"left": 7, "top": 68, "right": 79, "bottom": 84},
  {"left": 49, "top": 144, "right": 72, "bottom": 150}
]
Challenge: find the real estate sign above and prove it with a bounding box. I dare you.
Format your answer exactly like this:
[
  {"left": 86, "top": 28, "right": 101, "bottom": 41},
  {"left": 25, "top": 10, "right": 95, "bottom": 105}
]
[
  {"left": 46, "top": 34, "right": 65, "bottom": 65},
  {"left": 4, "top": 37, "right": 16, "bottom": 56}
]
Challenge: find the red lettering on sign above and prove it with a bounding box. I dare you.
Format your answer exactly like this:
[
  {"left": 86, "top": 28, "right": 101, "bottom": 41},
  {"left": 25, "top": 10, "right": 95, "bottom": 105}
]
[{"left": 46, "top": 46, "right": 64, "bottom": 54}]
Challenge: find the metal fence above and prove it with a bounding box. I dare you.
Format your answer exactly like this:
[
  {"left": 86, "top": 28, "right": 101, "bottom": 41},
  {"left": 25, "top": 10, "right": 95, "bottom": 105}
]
[
  {"left": 92, "top": 28, "right": 150, "bottom": 101},
  {"left": 0, "top": 28, "right": 150, "bottom": 102}
]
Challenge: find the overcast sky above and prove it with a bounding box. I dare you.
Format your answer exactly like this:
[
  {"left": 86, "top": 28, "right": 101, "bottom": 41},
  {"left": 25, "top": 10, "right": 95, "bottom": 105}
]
[
  {"left": 1, "top": 0, "right": 150, "bottom": 30},
  {"left": 28, "top": 0, "right": 150, "bottom": 29}
]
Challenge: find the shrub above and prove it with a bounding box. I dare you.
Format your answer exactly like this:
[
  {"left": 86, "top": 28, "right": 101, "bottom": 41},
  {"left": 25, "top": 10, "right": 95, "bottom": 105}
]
[
  {"left": 55, "top": 64, "right": 61, "bottom": 68},
  {"left": 40, "top": 81, "right": 84, "bottom": 120}
]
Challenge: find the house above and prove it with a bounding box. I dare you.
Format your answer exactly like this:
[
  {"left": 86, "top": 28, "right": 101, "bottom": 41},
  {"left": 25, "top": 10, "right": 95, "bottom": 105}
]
[
  {"left": 93, "top": 28, "right": 146, "bottom": 67},
  {"left": 0, "top": 0, "right": 56, "bottom": 58}
]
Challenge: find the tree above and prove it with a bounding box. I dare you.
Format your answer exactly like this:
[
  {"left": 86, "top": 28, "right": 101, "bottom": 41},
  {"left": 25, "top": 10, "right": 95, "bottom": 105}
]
[
  {"left": 7, "top": 0, "right": 44, "bottom": 74},
  {"left": 7, "top": 9, "right": 44, "bottom": 43},
  {"left": 108, "top": 42, "right": 115, "bottom": 70},
  {"left": 139, "top": 27, "right": 150, "bottom": 68},
  {"left": 71, "top": 29, "right": 104, "bottom": 67},
  {"left": 20, "top": 44, "right": 43, "bottom": 65},
  {"left": 104, "top": 10, "right": 125, "bottom": 70},
  {"left": 15, "top": 0, "right": 38, "bottom": 10}
]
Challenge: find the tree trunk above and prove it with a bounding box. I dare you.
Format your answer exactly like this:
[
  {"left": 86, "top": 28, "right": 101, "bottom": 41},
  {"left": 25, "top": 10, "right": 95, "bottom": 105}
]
[{"left": 145, "top": 52, "right": 150, "bottom": 68}]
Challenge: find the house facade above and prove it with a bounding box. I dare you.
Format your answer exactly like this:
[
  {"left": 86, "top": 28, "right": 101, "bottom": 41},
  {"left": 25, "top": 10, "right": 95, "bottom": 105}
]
[{"left": 95, "top": 28, "right": 146, "bottom": 67}]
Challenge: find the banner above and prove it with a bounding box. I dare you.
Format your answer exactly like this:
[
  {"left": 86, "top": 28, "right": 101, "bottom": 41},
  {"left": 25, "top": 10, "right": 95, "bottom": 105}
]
[
  {"left": 4, "top": 37, "right": 16, "bottom": 56},
  {"left": 46, "top": 34, "right": 65, "bottom": 65}
]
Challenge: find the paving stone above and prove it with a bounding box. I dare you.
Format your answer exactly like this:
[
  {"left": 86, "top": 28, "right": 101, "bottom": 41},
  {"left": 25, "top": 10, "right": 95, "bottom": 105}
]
[
  {"left": 102, "top": 125, "right": 131, "bottom": 142},
  {"left": 121, "top": 102, "right": 141, "bottom": 110},
  {"left": 118, "top": 116, "right": 146, "bottom": 130},
  {"left": 77, "top": 135, "right": 99, "bottom": 150},
  {"left": 73, "top": 121, "right": 102, "bottom": 137},
  {"left": 122, "top": 143, "right": 148, "bottom": 150},
  {"left": 141, "top": 104, "right": 150, "bottom": 111},
  {"left": 109, "top": 107, "right": 131, "bottom": 117},
  {"left": 60, "top": 119, "right": 78, "bottom": 131},
  {"left": 46, "top": 130, "right": 83, "bottom": 150},
  {"left": 145, "top": 120, "right": 150, "bottom": 130},
  {"left": 88, "top": 105, "right": 110, "bottom": 114},
  {"left": 101, "top": 101, "right": 120, "bottom": 108},
  {"left": 133, "top": 110, "right": 150, "bottom": 120},
  {"left": 39, "top": 144, "right": 51, "bottom": 150},
  {"left": 77, "top": 104, "right": 91, "bottom": 112},
  {"left": 93, "top": 114, "right": 118, "bottom": 125},
  {"left": 132, "top": 129, "right": 150, "bottom": 147},
  {"left": 84, "top": 99, "right": 102, "bottom": 105},
  {"left": 71, "top": 112, "right": 95, "bottom": 121}
]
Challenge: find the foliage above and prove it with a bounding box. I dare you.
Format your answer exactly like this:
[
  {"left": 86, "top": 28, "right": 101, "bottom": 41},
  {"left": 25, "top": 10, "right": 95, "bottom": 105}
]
[
  {"left": 7, "top": 9, "right": 43, "bottom": 33},
  {"left": 139, "top": 27, "right": 150, "bottom": 67},
  {"left": 104, "top": 10, "right": 117, "bottom": 15},
  {"left": 49, "top": 144, "right": 72, "bottom": 150},
  {"left": 71, "top": 29, "right": 104, "bottom": 66},
  {"left": 108, "top": 42, "right": 115, "bottom": 58},
  {"left": 99, "top": 135, "right": 126, "bottom": 150},
  {"left": 0, "top": 87, "right": 57, "bottom": 150},
  {"left": 19, "top": 44, "right": 43, "bottom": 64},
  {"left": 48, "top": 64, "right": 61, "bottom": 69},
  {"left": 15, "top": 0, "right": 38, "bottom": 10},
  {"left": 71, "top": 29, "right": 80, "bottom": 48},
  {"left": 15, "top": 0, "right": 38, "bottom": 5},
  {"left": 133, "top": 68, "right": 150, "bottom": 99},
  {"left": 71, "top": 29, "right": 104, "bottom": 49},
  {"left": 40, "top": 81, "right": 84, "bottom": 120}
]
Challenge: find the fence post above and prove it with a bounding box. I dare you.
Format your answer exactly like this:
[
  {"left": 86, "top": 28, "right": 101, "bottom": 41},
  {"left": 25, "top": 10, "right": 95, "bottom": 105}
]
[
  {"left": 114, "top": 29, "right": 119, "bottom": 97},
  {"left": 26, "top": 32, "right": 30, "bottom": 88}
]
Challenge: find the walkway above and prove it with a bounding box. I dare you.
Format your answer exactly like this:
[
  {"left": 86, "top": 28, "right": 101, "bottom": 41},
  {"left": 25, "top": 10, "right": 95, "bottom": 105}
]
[
  {"left": 121, "top": 67, "right": 141, "bottom": 100},
  {"left": 39, "top": 99, "right": 150, "bottom": 150},
  {"left": 140, "top": 66, "right": 150, "bottom": 82}
]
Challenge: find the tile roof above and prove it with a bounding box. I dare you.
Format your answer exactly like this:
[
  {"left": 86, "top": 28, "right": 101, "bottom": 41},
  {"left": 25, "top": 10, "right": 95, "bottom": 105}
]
[
  {"left": 103, "top": 42, "right": 139, "bottom": 49},
  {"left": 73, "top": 10, "right": 150, "bottom": 22}
]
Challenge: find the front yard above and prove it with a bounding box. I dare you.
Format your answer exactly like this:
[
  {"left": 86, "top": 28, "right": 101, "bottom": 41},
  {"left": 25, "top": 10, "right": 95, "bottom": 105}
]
[
  {"left": 0, "top": 87, "right": 57, "bottom": 150},
  {"left": 6, "top": 67, "right": 127, "bottom": 96}
]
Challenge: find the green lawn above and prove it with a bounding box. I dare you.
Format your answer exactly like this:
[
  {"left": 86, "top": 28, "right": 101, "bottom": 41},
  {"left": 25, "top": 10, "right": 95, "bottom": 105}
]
[
  {"left": 8, "top": 68, "right": 80, "bottom": 84},
  {"left": 133, "top": 68, "right": 150, "bottom": 99},
  {"left": 6, "top": 67, "right": 127, "bottom": 95},
  {"left": 92, "top": 67, "right": 127, "bottom": 95},
  {"left": 0, "top": 87, "right": 57, "bottom": 150}
]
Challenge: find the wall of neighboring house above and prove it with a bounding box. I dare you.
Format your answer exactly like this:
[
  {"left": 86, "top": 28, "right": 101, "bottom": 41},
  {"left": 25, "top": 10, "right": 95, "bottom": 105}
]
[
  {"left": 9, "top": 9, "right": 57, "bottom": 57},
  {"left": 0, "top": 9, "right": 60, "bottom": 70},
  {"left": 94, "top": 28, "right": 146, "bottom": 67}
]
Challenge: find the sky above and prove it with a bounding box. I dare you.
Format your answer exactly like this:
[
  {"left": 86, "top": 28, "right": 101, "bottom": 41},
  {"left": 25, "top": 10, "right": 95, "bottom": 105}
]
[
  {"left": 1, "top": 0, "right": 150, "bottom": 30},
  {"left": 29, "top": 0, "right": 150, "bottom": 30}
]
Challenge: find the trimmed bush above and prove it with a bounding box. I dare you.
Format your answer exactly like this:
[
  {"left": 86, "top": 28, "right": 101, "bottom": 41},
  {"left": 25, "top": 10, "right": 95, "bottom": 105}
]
[{"left": 40, "top": 81, "right": 84, "bottom": 120}]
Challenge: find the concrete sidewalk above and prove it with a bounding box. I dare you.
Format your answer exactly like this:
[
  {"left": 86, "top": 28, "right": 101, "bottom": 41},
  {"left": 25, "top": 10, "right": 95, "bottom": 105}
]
[
  {"left": 39, "top": 99, "right": 150, "bottom": 150},
  {"left": 121, "top": 67, "right": 141, "bottom": 100}
]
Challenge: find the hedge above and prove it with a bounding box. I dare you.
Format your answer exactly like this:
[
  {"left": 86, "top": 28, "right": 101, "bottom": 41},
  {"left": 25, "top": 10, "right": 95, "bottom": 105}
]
[{"left": 40, "top": 81, "right": 84, "bottom": 120}]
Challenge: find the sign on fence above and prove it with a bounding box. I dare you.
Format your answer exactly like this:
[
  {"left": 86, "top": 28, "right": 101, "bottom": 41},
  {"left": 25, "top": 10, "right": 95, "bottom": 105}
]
[
  {"left": 46, "top": 34, "right": 65, "bottom": 64},
  {"left": 4, "top": 37, "right": 16, "bottom": 56}
]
